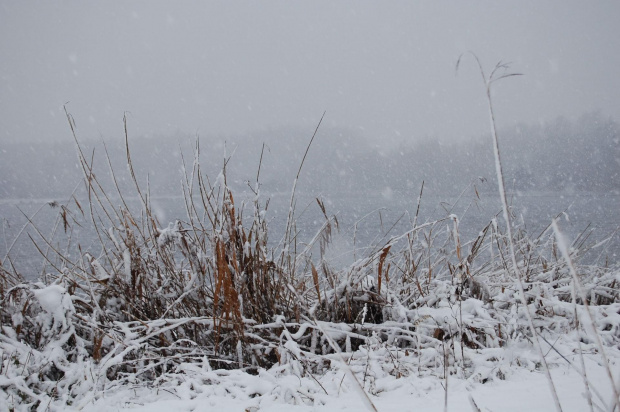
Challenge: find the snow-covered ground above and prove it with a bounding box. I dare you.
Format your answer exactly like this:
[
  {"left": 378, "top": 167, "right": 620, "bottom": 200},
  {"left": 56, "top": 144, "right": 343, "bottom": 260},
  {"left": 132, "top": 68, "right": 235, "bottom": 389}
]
[{"left": 74, "top": 355, "right": 617, "bottom": 412}]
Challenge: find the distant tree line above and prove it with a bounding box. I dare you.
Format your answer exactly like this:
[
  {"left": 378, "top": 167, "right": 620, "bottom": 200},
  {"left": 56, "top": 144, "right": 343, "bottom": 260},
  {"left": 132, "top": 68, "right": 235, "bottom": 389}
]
[{"left": 1, "top": 112, "right": 618, "bottom": 200}]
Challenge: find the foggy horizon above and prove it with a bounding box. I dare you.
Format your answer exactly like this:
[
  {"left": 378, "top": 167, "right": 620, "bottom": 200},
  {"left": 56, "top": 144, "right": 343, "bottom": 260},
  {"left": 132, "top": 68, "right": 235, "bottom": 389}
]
[{"left": 2, "top": 1, "right": 620, "bottom": 145}]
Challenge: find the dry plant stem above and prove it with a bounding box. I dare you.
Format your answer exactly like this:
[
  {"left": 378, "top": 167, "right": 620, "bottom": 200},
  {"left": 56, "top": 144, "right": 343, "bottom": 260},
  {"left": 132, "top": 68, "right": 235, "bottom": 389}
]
[
  {"left": 469, "top": 395, "right": 482, "bottom": 412},
  {"left": 283, "top": 111, "right": 326, "bottom": 250},
  {"left": 353, "top": 207, "right": 387, "bottom": 260},
  {"left": 19, "top": 211, "right": 85, "bottom": 279},
  {"left": 443, "top": 340, "right": 448, "bottom": 412},
  {"left": 575, "top": 288, "right": 596, "bottom": 412},
  {"left": 552, "top": 220, "right": 620, "bottom": 411},
  {"left": 458, "top": 53, "right": 563, "bottom": 412},
  {"left": 66, "top": 108, "right": 120, "bottom": 269},
  {"left": 487, "top": 82, "right": 564, "bottom": 412},
  {"left": 286, "top": 285, "right": 378, "bottom": 412},
  {"left": 413, "top": 180, "right": 424, "bottom": 229},
  {"left": 39, "top": 183, "right": 83, "bottom": 276},
  {"left": 123, "top": 112, "right": 146, "bottom": 209},
  {"left": 1, "top": 203, "right": 46, "bottom": 268}
]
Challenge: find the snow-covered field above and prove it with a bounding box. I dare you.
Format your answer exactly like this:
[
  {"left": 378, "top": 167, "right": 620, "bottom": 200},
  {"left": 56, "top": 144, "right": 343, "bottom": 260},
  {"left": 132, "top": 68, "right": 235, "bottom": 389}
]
[{"left": 74, "top": 355, "right": 618, "bottom": 411}]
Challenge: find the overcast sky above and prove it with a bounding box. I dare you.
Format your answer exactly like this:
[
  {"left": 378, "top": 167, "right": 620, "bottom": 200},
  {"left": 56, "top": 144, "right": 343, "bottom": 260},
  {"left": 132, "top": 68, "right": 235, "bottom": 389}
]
[{"left": 1, "top": 1, "right": 619, "bottom": 145}]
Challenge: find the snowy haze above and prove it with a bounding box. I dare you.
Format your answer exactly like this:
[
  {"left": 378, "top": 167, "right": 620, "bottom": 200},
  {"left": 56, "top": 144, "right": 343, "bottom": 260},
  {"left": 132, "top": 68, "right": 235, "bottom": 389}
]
[
  {"left": 2, "top": 1, "right": 620, "bottom": 144},
  {"left": 3, "top": 5, "right": 620, "bottom": 410}
]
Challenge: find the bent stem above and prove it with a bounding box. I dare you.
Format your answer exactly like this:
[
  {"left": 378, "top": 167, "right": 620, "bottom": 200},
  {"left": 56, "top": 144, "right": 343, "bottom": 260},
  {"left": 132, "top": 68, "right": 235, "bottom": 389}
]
[
  {"left": 552, "top": 219, "right": 620, "bottom": 411},
  {"left": 458, "top": 52, "right": 563, "bottom": 412}
]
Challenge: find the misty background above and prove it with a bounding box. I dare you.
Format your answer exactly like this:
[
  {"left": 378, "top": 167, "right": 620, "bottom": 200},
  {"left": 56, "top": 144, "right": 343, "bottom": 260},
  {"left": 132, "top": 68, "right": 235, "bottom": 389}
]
[
  {"left": 1, "top": 2, "right": 620, "bottom": 272},
  {"left": 2, "top": 2, "right": 620, "bottom": 143},
  {"left": 1, "top": 113, "right": 619, "bottom": 200}
]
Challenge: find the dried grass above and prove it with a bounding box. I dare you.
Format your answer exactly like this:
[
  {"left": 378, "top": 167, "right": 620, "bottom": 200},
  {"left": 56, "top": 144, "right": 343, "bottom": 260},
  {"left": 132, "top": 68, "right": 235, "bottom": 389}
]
[{"left": 0, "top": 111, "right": 618, "bottom": 410}]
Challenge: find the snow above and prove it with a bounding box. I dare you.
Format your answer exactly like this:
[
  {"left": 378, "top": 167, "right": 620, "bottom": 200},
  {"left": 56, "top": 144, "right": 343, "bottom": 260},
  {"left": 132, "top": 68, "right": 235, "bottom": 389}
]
[
  {"left": 78, "top": 356, "right": 617, "bottom": 412},
  {"left": 2, "top": 127, "right": 619, "bottom": 412},
  {"left": 32, "top": 284, "right": 74, "bottom": 330}
]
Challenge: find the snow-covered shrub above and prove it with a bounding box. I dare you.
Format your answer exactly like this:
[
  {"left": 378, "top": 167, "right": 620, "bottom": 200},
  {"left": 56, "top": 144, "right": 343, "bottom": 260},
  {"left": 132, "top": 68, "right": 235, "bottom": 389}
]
[{"left": 0, "top": 283, "right": 94, "bottom": 410}]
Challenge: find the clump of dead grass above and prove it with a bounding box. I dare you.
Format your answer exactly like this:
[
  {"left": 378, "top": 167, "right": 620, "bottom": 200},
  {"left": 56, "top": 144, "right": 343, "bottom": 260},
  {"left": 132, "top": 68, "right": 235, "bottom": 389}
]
[{"left": 1, "top": 111, "right": 619, "bottom": 411}]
